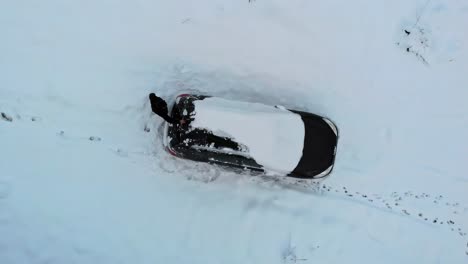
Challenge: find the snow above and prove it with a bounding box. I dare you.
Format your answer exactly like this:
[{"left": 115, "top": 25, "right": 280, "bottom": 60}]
[
  {"left": 191, "top": 97, "right": 305, "bottom": 174},
  {"left": 1, "top": 0, "right": 468, "bottom": 263}
]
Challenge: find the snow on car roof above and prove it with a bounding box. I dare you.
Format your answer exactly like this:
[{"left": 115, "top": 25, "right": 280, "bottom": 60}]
[{"left": 191, "top": 97, "right": 305, "bottom": 174}]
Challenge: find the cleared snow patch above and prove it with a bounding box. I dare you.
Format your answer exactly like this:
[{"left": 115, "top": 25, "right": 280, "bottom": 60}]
[{"left": 191, "top": 97, "right": 305, "bottom": 174}]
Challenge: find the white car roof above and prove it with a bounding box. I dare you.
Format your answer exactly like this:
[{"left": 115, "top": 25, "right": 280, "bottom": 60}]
[{"left": 191, "top": 97, "right": 305, "bottom": 175}]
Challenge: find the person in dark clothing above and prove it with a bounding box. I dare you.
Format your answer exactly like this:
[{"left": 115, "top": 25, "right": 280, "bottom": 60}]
[
  {"left": 179, "top": 128, "right": 243, "bottom": 151},
  {"left": 149, "top": 92, "right": 242, "bottom": 152},
  {"left": 149, "top": 93, "right": 177, "bottom": 124}
]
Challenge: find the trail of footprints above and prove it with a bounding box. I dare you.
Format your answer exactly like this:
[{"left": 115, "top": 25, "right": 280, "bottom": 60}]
[
  {"left": 1, "top": 111, "right": 102, "bottom": 143},
  {"left": 319, "top": 183, "right": 468, "bottom": 256},
  {"left": 1, "top": 111, "right": 42, "bottom": 122}
]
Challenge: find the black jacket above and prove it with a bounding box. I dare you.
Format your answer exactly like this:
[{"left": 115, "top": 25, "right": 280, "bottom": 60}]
[{"left": 149, "top": 93, "right": 176, "bottom": 124}]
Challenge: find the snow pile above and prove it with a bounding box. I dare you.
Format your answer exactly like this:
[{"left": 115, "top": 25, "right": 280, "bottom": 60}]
[{"left": 191, "top": 97, "right": 305, "bottom": 174}]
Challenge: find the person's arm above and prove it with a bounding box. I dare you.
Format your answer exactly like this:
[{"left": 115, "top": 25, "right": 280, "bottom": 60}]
[
  {"left": 180, "top": 129, "right": 241, "bottom": 151},
  {"left": 149, "top": 93, "right": 178, "bottom": 124},
  {"left": 206, "top": 133, "right": 242, "bottom": 151}
]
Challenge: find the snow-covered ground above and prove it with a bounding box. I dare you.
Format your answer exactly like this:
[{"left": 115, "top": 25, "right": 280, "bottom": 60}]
[{"left": 1, "top": 0, "right": 468, "bottom": 263}]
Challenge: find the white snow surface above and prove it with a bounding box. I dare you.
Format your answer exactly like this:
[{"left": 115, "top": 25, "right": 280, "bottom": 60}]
[
  {"left": 1, "top": 0, "right": 468, "bottom": 264},
  {"left": 192, "top": 97, "right": 305, "bottom": 174}
]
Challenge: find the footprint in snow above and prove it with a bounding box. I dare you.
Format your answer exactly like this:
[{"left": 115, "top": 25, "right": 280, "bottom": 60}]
[
  {"left": 1, "top": 112, "right": 13, "bottom": 122},
  {"left": 57, "top": 131, "right": 102, "bottom": 142},
  {"left": 113, "top": 148, "right": 129, "bottom": 157},
  {"left": 282, "top": 245, "right": 308, "bottom": 264}
]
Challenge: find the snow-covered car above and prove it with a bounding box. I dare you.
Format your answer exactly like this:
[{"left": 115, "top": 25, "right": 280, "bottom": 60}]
[{"left": 162, "top": 94, "right": 338, "bottom": 179}]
